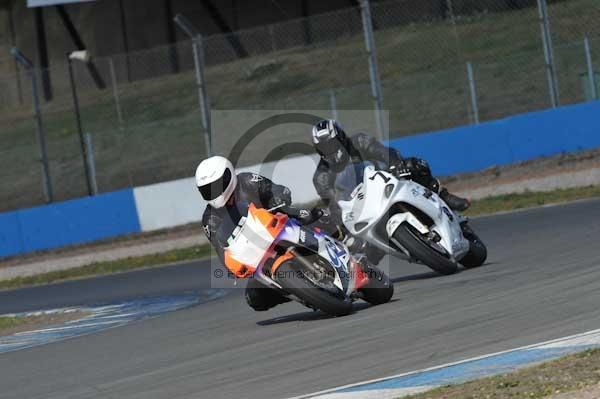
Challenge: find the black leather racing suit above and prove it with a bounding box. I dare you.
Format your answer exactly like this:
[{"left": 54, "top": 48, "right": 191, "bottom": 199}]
[
  {"left": 202, "top": 172, "right": 315, "bottom": 312},
  {"left": 202, "top": 172, "right": 292, "bottom": 259},
  {"left": 313, "top": 133, "right": 439, "bottom": 228}
]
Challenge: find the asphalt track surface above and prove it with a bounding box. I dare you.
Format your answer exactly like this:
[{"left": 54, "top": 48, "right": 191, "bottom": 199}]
[{"left": 1, "top": 199, "right": 600, "bottom": 399}]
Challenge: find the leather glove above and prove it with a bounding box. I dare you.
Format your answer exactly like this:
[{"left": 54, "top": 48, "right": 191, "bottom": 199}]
[
  {"left": 388, "top": 160, "right": 412, "bottom": 178},
  {"left": 404, "top": 157, "right": 432, "bottom": 179},
  {"left": 301, "top": 207, "right": 333, "bottom": 226},
  {"left": 288, "top": 207, "right": 322, "bottom": 225},
  {"left": 316, "top": 208, "right": 331, "bottom": 225}
]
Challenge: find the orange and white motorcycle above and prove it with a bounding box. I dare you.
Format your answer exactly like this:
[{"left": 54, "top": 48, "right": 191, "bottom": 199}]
[{"left": 222, "top": 203, "right": 394, "bottom": 316}]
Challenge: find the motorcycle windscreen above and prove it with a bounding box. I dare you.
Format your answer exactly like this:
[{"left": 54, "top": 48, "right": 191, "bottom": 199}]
[
  {"left": 334, "top": 161, "right": 375, "bottom": 201},
  {"left": 224, "top": 205, "right": 285, "bottom": 272}
]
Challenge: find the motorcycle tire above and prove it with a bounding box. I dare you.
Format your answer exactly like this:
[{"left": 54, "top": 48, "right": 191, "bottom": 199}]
[
  {"left": 276, "top": 260, "right": 353, "bottom": 317},
  {"left": 358, "top": 264, "right": 394, "bottom": 305},
  {"left": 459, "top": 229, "right": 487, "bottom": 268},
  {"left": 392, "top": 224, "right": 458, "bottom": 275}
]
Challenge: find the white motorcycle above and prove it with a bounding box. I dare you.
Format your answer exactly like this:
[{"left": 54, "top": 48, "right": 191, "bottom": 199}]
[{"left": 335, "top": 162, "right": 487, "bottom": 275}]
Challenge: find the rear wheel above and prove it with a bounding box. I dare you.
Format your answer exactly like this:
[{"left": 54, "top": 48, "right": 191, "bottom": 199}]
[
  {"left": 392, "top": 224, "right": 458, "bottom": 275},
  {"left": 359, "top": 264, "right": 394, "bottom": 305},
  {"left": 275, "top": 261, "right": 353, "bottom": 317},
  {"left": 459, "top": 227, "right": 487, "bottom": 268}
]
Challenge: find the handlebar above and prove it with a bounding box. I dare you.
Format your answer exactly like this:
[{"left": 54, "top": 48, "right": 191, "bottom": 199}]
[{"left": 275, "top": 205, "right": 325, "bottom": 226}]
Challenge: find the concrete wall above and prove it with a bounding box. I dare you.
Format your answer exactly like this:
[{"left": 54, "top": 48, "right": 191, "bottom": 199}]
[
  {"left": 133, "top": 155, "right": 320, "bottom": 232},
  {"left": 0, "top": 154, "right": 320, "bottom": 257}
]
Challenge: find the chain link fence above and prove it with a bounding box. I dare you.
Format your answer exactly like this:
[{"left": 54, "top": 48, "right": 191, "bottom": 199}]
[{"left": 0, "top": 0, "right": 599, "bottom": 211}]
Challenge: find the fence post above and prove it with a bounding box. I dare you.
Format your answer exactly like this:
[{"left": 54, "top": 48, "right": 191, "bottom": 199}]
[
  {"left": 537, "top": 0, "right": 559, "bottom": 107},
  {"left": 84, "top": 133, "right": 98, "bottom": 194},
  {"left": 32, "top": 69, "right": 54, "bottom": 202},
  {"left": 10, "top": 48, "right": 53, "bottom": 203},
  {"left": 329, "top": 89, "right": 339, "bottom": 120},
  {"left": 192, "top": 35, "right": 213, "bottom": 156},
  {"left": 7, "top": 8, "right": 24, "bottom": 105},
  {"left": 175, "top": 14, "right": 213, "bottom": 157},
  {"left": 67, "top": 55, "right": 96, "bottom": 196},
  {"left": 466, "top": 62, "right": 480, "bottom": 124},
  {"left": 108, "top": 57, "right": 124, "bottom": 125},
  {"left": 359, "top": 0, "right": 384, "bottom": 140},
  {"left": 584, "top": 36, "right": 597, "bottom": 101},
  {"left": 269, "top": 25, "right": 276, "bottom": 52},
  {"left": 445, "top": 0, "right": 464, "bottom": 63}
]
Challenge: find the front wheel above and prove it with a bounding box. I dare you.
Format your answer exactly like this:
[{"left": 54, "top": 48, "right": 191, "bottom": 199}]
[
  {"left": 459, "top": 227, "right": 487, "bottom": 268},
  {"left": 392, "top": 224, "right": 458, "bottom": 275},
  {"left": 275, "top": 261, "right": 353, "bottom": 317}
]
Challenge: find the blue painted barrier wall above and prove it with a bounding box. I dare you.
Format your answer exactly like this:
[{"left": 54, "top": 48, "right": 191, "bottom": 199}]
[
  {"left": 389, "top": 101, "right": 600, "bottom": 176},
  {"left": 0, "top": 189, "right": 141, "bottom": 258},
  {"left": 1, "top": 101, "right": 600, "bottom": 258}
]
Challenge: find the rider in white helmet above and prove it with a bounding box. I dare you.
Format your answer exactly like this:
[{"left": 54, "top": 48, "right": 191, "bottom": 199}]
[
  {"left": 196, "top": 156, "right": 326, "bottom": 312},
  {"left": 196, "top": 156, "right": 238, "bottom": 209}
]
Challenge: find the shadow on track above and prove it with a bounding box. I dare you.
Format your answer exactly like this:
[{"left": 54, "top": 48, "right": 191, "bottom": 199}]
[
  {"left": 391, "top": 261, "right": 498, "bottom": 284},
  {"left": 256, "top": 299, "right": 400, "bottom": 326},
  {"left": 391, "top": 270, "right": 461, "bottom": 283},
  {"left": 477, "top": 261, "right": 497, "bottom": 269}
]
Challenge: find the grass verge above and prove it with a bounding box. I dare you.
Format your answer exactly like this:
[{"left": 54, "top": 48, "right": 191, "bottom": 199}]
[
  {"left": 1, "top": 185, "right": 599, "bottom": 291},
  {"left": 0, "top": 245, "right": 214, "bottom": 291},
  {"left": 464, "top": 185, "right": 600, "bottom": 217},
  {"left": 0, "top": 316, "right": 28, "bottom": 331},
  {"left": 404, "top": 349, "right": 600, "bottom": 399},
  {"left": 0, "top": 311, "right": 89, "bottom": 336},
  {"left": 0, "top": 221, "right": 203, "bottom": 267}
]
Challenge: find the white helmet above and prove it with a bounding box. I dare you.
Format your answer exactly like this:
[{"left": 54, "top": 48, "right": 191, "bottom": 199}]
[{"left": 195, "top": 156, "right": 237, "bottom": 208}]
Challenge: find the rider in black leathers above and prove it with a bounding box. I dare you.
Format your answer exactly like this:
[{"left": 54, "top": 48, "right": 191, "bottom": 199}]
[
  {"left": 199, "top": 158, "right": 324, "bottom": 312},
  {"left": 311, "top": 120, "right": 470, "bottom": 263}
]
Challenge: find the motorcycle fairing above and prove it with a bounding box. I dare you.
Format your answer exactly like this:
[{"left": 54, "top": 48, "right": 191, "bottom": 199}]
[
  {"left": 338, "top": 164, "right": 469, "bottom": 259},
  {"left": 223, "top": 204, "right": 361, "bottom": 296},
  {"left": 224, "top": 204, "right": 287, "bottom": 277}
]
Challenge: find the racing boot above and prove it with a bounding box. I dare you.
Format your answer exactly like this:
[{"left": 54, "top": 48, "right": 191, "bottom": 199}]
[
  {"left": 439, "top": 188, "right": 470, "bottom": 212},
  {"left": 245, "top": 278, "right": 291, "bottom": 311},
  {"left": 409, "top": 168, "right": 470, "bottom": 212}
]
